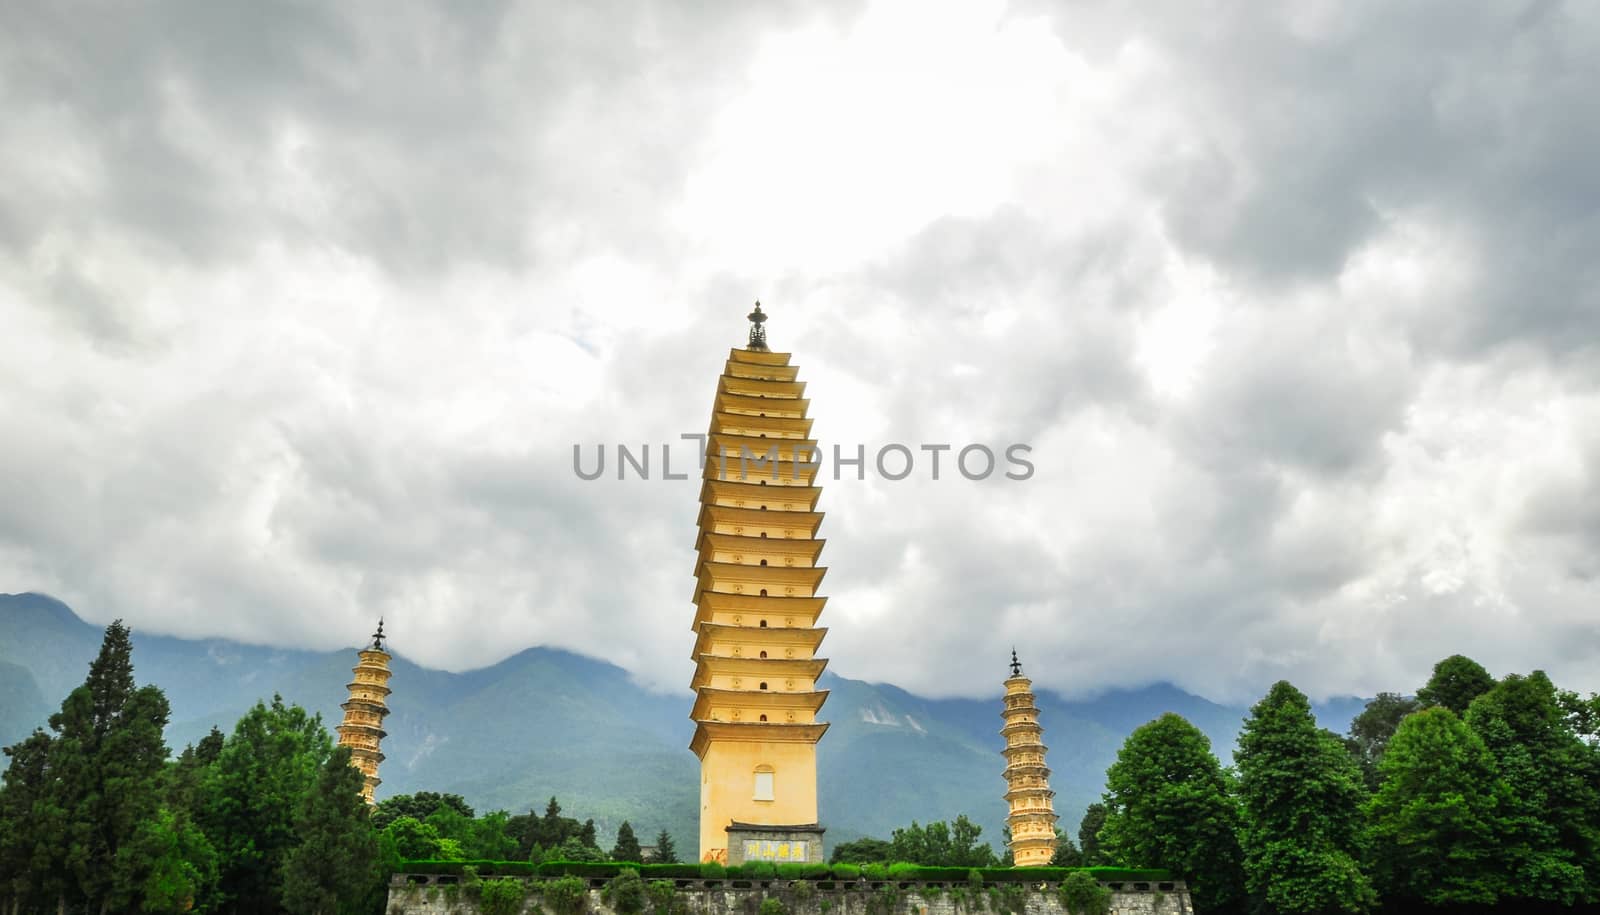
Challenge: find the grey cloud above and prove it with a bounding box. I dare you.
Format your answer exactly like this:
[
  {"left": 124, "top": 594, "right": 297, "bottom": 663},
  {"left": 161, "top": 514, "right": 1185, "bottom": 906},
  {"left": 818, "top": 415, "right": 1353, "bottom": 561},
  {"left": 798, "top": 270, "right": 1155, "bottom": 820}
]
[
  {"left": 0, "top": 1, "right": 866, "bottom": 279},
  {"left": 3, "top": 0, "right": 1599, "bottom": 707},
  {"left": 1025, "top": 0, "right": 1600, "bottom": 359}
]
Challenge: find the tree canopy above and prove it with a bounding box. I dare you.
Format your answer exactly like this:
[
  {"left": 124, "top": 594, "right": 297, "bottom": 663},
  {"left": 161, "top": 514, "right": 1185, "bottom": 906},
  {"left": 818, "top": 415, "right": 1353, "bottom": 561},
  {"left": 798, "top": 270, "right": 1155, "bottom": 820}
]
[{"left": 1098, "top": 712, "right": 1244, "bottom": 914}]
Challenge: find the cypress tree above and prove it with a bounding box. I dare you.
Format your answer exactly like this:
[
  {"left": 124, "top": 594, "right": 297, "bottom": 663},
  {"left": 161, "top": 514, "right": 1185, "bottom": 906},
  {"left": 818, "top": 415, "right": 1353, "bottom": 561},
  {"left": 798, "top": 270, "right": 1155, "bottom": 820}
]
[
  {"left": 1077, "top": 802, "right": 1107, "bottom": 865},
  {"left": 280, "top": 746, "right": 379, "bottom": 915},
  {"left": 650, "top": 829, "right": 679, "bottom": 864},
  {"left": 611, "top": 821, "right": 643, "bottom": 863},
  {"left": 42, "top": 621, "right": 171, "bottom": 914},
  {"left": 0, "top": 729, "right": 64, "bottom": 914}
]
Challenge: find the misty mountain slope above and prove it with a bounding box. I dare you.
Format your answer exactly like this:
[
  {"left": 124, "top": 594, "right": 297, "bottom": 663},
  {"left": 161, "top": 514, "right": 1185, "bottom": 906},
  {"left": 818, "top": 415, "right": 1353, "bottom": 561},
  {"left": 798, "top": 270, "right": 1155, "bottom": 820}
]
[{"left": 1, "top": 592, "right": 1364, "bottom": 853}]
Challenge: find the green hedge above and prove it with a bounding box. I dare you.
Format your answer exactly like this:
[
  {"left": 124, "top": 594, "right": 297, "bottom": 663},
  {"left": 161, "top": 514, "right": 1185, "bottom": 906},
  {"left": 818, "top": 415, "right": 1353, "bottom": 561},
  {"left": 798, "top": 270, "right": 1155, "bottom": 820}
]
[{"left": 397, "top": 860, "right": 1172, "bottom": 884}]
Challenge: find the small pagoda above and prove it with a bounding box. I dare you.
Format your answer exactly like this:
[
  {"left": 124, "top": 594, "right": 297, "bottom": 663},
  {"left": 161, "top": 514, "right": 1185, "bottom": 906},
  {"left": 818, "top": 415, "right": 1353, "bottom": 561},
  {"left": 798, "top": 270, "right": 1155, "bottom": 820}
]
[
  {"left": 336, "top": 620, "right": 393, "bottom": 804},
  {"left": 1001, "top": 650, "right": 1058, "bottom": 865},
  {"left": 689, "top": 302, "right": 831, "bottom": 866}
]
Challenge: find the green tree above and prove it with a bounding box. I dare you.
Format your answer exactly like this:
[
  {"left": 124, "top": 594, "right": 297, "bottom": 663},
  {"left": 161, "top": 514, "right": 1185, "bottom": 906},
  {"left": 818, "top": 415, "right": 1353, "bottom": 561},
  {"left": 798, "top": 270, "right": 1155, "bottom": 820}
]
[
  {"left": 46, "top": 621, "right": 173, "bottom": 915},
  {"left": 650, "top": 829, "right": 680, "bottom": 864},
  {"left": 612, "top": 820, "right": 644, "bottom": 863},
  {"left": 1077, "top": 803, "right": 1107, "bottom": 866},
  {"left": 115, "top": 806, "right": 218, "bottom": 914},
  {"left": 1235, "top": 681, "right": 1374, "bottom": 915},
  {"left": 1416, "top": 655, "right": 1495, "bottom": 716},
  {"left": 555, "top": 835, "right": 606, "bottom": 862},
  {"left": 1049, "top": 833, "right": 1083, "bottom": 867},
  {"left": 1362, "top": 707, "right": 1507, "bottom": 907},
  {"left": 886, "top": 817, "right": 995, "bottom": 867},
  {"left": 1099, "top": 713, "right": 1245, "bottom": 914},
  {"left": 829, "top": 837, "right": 891, "bottom": 865},
  {"left": 1344, "top": 692, "right": 1420, "bottom": 788},
  {"left": 0, "top": 728, "right": 67, "bottom": 913},
  {"left": 371, "top": 791, "right": 475, "bottom": 831},
  {"left": 468, "top": 811, "right": 519, "bottom": 861},
  {"left": 280, "top": 746, "right": 379, "bottom": 915},
  {"left": 383, "top": 816, "right": 444, "bottom": 860},
  {"left": 1464, "top": 672, "right": 1596, "bottom": 904},
  {"left": 199, "top": 695, "right": 334, "bottom": 914},
  {"left": 948, "top": 815, "right": 996, "bottom": 868}
]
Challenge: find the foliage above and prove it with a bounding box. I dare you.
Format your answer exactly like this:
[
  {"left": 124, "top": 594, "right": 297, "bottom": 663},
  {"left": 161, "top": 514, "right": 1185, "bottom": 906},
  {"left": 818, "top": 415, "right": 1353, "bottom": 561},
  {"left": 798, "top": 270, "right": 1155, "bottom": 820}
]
[
  {"left": 649, "top": 829, "right": 680, "bottom": 865},
  {"left": 829, "top": 863, "right": 859, "bottom": 879},
  {"left": 385, "top": 816, "right": 447, "bottom": 861},
  {"left": 1076, "top": 804, "right": 1107, "bottom": 866},
  {"left": 758, "top": 896, "right": 787, "bottom": 915},
  {"left": 1048, "top": 833, "right": 1082, "bottom": 867},
  {"left": 1416, "top": 655, "right": 1496, "bottom": 716},
  {"left": 1056, "top": 871, "right": 1110, "bottom": 915},
  {"left": 200, "top": 694, "right": 335, "bottom": 914},
  {"left": 612, "top": 821, "right": 644, "bottom": 864},
  {"left": 735, "top": 860, "right": 777, "bottom": 878},
  {"left": 0, "top": 621, "right": 176, "bottom": 914},
  {"left": 508, "top": 797, "right": 600, "bottom": 861},
  {"left": 1362, "top": 707, "right": 1508, "bottom": 907},
  {"left": 279, "top": 745, "right": 380, "bottom": 915},
  {"left": 604, "top": 867, "right": 647, "bottom": 915},
  {"left": 556, "top": 835, "right": 607, "bottom": 862},
  {"left": 545, "top": 874, "right": 589, "bottom": 915},
  {"left": 120, "top": 806, "right": 219, "bottom": 914},
  {"left": 1464, "top": 671, "right": 1598, "bottom": 904},
  {"left": 648, "top": 879, "right": 688, "bottom": 915},
  {"left": 372, "top": 791, "right": 475, "bottom": 830},
  {"left": 988, "top": 882, "right": 1026, "bottom": 915},
  {"left": 480, "top": 877, "right": 529, "bottom": 915},
  {"left": 865, "top": 884, "right": 898, "bottom": 915},
  {"left": 888, "top": 816, "right": 998, "bottom": 867},
  {"left": 1099, "top": 713, "right": 1244, "bottom": 914},
  {"left": 1236, "top": 681, "right": 1375, "bottom": 915},
  {"left": 830, "top": 837, "right": 893, "bottom": 864},
  {"left": 1344, "top": 692, "right": 1421, "bottom": 789}
]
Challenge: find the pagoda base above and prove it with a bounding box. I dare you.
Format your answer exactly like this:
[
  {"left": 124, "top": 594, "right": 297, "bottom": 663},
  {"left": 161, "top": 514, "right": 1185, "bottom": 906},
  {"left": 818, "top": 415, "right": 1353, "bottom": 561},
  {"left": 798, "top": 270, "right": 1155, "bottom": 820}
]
[{"left": 725, "top": 822, "right": 825, "bottom": 865}]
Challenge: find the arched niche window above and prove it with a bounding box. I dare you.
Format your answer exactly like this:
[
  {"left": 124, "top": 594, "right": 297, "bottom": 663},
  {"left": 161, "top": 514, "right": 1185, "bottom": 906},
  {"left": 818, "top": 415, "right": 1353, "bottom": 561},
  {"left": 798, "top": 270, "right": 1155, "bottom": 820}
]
[
  {"left": 759, "top": 650, "right": 768, "bottom": 659},
  {"left": 759, "top": 681, "right": 768, "bottom": 690},
  {"left": 759, "top": 620, "right": 768, "bottom": 627},
  {"left": 758, "top": 714, "right": 768, "bottom": 722},
  {"left": 754, "top": 766, "right": 775, "bottom": 801},
  {"left": 760, "top": 532, "right": 768, "bottom": 538},
  {"left": 759, "top": 589, "right": 768, "bottom": 597},
  {"left": 760, "top": 559, "right": 768, "bottom": 566}
]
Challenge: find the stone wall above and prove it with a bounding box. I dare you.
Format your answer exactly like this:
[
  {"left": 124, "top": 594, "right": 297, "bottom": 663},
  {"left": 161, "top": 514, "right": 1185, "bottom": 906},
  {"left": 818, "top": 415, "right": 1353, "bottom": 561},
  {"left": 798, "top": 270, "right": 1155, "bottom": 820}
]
[{"left": 385, "top": 874, "right": 1193, "bottom": 915}]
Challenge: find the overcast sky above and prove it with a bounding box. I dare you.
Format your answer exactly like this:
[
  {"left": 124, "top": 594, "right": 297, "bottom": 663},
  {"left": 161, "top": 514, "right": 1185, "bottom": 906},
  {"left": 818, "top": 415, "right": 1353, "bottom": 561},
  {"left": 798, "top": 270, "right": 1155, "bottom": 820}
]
[{"left": 3, "top": 0, "right": 1598, "bottom": 705}]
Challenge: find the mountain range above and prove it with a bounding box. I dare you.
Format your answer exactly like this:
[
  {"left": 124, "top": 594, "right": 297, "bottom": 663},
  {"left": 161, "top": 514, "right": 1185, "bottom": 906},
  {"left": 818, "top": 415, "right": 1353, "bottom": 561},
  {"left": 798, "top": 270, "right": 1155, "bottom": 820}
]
[{"left": 0, "top": 592, "right": 1365, "bottom": 853}]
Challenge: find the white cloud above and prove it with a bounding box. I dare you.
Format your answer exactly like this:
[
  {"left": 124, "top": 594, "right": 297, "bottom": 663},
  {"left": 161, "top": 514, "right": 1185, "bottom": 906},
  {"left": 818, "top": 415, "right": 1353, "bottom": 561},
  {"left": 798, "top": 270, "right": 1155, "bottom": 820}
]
[{"left": 1, "top": 0, "right": 1597, "bottom": 705}]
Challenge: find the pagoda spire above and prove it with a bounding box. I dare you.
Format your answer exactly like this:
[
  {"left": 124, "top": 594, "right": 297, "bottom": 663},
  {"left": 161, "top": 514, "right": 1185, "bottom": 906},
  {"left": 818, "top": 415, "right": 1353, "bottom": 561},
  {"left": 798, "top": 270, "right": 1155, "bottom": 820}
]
[
  {"left": 336, "top": 621, "right": 393, "bottom": 804},
  {"left": 746, "top": 301, "right": 769, "bottom": 352},
  {"left": 691, "top": 303, "right": 829, "bottom": 866},
  {"left": 1001, "top": 653, "right": 1058, "bottom": 866}
]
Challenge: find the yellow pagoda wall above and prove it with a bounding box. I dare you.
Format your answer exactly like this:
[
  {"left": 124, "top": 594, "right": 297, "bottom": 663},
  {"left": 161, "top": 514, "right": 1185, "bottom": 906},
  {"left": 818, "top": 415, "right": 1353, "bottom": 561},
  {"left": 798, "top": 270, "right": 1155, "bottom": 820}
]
[
  {"left": 337, "top": 641, "right": 392, "bottom": 805},
  {"left": 698, "top": 740, "right": 821, "bottom": 860},
  {"left": 1001, "top": 666, "right": 1058, "bottom": 866},
  {"left": 691, "top": 330, "right": 830, "bottom": 865}
]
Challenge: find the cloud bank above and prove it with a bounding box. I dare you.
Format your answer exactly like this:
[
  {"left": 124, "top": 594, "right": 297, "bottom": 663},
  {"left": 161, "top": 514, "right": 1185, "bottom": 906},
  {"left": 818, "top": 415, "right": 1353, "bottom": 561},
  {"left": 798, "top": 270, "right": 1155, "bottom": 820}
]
[{"left": 2, "top": 0, "right": 1597, "bottom": 704}]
